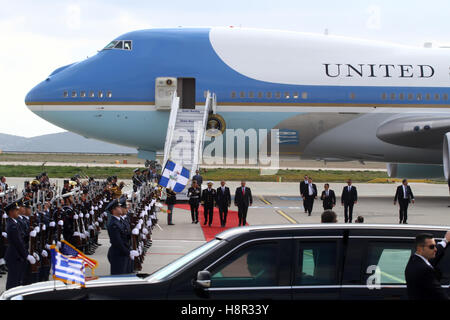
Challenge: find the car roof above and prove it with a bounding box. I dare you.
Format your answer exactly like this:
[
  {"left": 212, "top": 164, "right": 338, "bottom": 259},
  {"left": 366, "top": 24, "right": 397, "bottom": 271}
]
[{"left": 215, "top": 224, "right": 450, "bottom": 241}]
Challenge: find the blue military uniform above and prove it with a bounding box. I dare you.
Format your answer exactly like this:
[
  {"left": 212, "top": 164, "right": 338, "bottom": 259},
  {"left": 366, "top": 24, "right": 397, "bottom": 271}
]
[
  {"left": 106, "top": 200, "right": 131, "bottom": 275},
  {"left": 4, "top": 202, "right": 29, "bottom": 290}
]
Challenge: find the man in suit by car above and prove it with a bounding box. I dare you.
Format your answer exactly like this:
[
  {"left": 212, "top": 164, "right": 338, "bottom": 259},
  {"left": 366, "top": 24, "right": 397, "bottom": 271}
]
[
  {"left": 320, "top": 183, "right": 336, "bottom": 210},
  {"left": 216, "top": 180, "right": 231, "bottom": 228},
  {"left": 303, "top": 177, "right": 317, "bottom": 216},
  {"left": 341, "top": 179, "right": 358, "bottom": 223},
  {"left": 394, "top": 179, "right": 415, "bottom": 224},
  {"left": 299, "top": 175, "right": 309, "bottom": 213},
  {"left": 405, "top": 232, "right": 450, "bottom": 300},
  {"left": 234, "top": 181, "right": 253, "bottom": 226}
]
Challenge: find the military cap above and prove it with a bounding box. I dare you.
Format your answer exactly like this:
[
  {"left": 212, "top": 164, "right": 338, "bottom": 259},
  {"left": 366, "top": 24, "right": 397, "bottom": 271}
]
[
  {"left": 118, "top": 196, "right": 127, "bottom": 208},
  {"left": 207, "top": 181, "right": 213, "bottom": 185},
  {"left": 105, "top": 199, "right": 119, "bottom": 212},
  {"left": 4, "top": 201, "right": 20, "bottom": 213},
  {"left": 22, "top": 200, "right": 31, "bottom": 208},
  {"left": 133, "top": 168, "right": 140, "bottom": 173}
]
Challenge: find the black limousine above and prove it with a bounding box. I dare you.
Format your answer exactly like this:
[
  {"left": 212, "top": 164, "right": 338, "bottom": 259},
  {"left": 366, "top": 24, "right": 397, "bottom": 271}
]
[{"left": 2, "top": 224, "right": 450, "bottom": 300}]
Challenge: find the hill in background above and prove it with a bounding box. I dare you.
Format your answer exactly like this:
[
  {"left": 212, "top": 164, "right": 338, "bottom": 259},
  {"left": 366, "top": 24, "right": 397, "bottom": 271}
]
[{"left": 0, "top": 132, "right": 137, "bottom": 154}]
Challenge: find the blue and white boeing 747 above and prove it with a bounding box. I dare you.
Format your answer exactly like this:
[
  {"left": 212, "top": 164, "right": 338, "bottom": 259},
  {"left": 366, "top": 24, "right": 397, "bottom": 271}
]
[{"left": 25, "top": 27, "right": 450, "bottom": 178}]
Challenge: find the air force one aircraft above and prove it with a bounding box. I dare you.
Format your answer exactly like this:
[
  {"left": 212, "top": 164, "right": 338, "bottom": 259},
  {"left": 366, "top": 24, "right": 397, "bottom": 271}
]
[{"left": 25, "top": 27, "right": 450, "bottom": 179}]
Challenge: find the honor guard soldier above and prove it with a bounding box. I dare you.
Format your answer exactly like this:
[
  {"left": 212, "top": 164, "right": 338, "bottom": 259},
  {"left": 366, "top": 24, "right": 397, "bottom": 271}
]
[
  {"left": 132, "top": 169, "right": 143, "bottom": 192},
  {"left": 165, "top": 188, "right": 176, "bottom": 226},
  {"left": 106, "top": 199, "right": 138, "bottom": 275},
  {"left": 187, "top": 181, "right": 201, "bottom": 224},
  {"left": 118, "top": 196, "right": 133, "bottom": 273},
  {"left": 201, "top": 181, "right": 216, "bottom": 227},
  {"left": 216, "top": 180, "right": 231, "bottom": 227},
  {"left": 4, "top": 201, "right": 36, "bottom": 290}
]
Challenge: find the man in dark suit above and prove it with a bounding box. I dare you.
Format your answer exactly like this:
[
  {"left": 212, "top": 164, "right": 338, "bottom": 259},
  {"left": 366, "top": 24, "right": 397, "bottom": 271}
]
[
  {"left": 341, "top": 179, "right": 358, "bottom": 223},
  {"left": 320, "top": 183, "right": 336, "bottom": 210},
  {"left": 405, "top": 232, "right": 450, "bottom": 300},
  {"left": 299, "top": 175, "right": 309, "bottom": 213},
  {"left": 106, "top": 199, "right": 138, "bottom": 275},
  {"left": 201, "top": 181, "right": 216, "bottom": 227},
  {"left": 216, "top": 180, "right": 231, "bottom": 228},
  {"left": 303, "top": 177, "right": 317, "bottom": 216},
  {"left": 234, "top": 181, "right": 253, "bottom": 226},
  {"left": 394, "top": 179, "right": 415, "bottom": 224},
  {"left": 4, "top": 202, "right": 36, "bottom": 290}
]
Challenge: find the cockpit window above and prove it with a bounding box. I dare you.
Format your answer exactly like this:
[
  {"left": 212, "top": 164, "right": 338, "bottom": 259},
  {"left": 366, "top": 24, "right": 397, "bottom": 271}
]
[{"left": 103, "top": 40, "right": 133, "bottom": 51}]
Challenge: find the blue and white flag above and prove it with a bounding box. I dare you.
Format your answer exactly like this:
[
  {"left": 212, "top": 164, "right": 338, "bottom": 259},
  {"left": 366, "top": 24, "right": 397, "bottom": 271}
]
[
  {"left": 159, "top": 160, "right": 190, "bottom": 192},
  {"left": 51, "top": 245, "right": 86, "bottom": 287}
]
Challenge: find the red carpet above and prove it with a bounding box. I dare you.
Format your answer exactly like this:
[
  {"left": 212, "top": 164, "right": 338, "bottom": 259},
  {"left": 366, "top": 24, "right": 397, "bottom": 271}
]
[{"left": 174, "top": 204, "right": 249, "bottom": 241}]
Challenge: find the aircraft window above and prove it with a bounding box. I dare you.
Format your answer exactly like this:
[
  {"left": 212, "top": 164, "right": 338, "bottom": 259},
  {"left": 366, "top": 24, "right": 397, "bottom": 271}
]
[
  {"left": 407, "top": 93, "right": 413, "bottom": 100},
  {"left": 444, "top": 93, "right": 448, "bottom": 100},
  {"left": 63, "top": 91, "right": 68, "bottom": 98},
  {"left": 434, "top": 93, "right": 440, "bottom": 100},
  {"left": 266, "top": 92, "right": 272, "bottom": 99},
  {"left": 103, "top": 41, "right": 118, "bottom": 50},
  {"left": 284, "top": 92, "right": 290, "bottom": 99},
  {"left": 275, "top": 92, "right": 281, "bottom": 99},
  {"left": 425, "top": 93, "right": 431, "bottom": 100},
  {"left": 231, "top": 91, "right": 237, "bottom": 99},
  {"left": 248, "top": 91, "right": 254, "bottom": 98},
  {"left": 302, "top": 92, "right": 308, "bottom": 99},
  {"left": 399, "top": 93, "right": 404, "bottom": 100},
  {"left": 124, "top": 41, "right": 132, "bottom": 50},
  {"left": 240, "top": 91, "right": 246, "bottom": 98},
  {"left": 114, "top": 41, "right": 123, "bottom": 49},
  {"left": 80, "top": 91, "right": 86, "bottom": 98},
  {"left": 390, "top": 93, "right": 396, "bottom": 100},
  {"left": 257, "top": 92, "right": 263, "bottom": 99},
  {"left": 293, "top": 92, "right": 299, "bottom": 99},
  {"left": 381, "top": 93, "right": 387, "bottom": 100},
  {"left": 98, "top": 91, "right": 104, "bottom": 98},
  {"left": 349, "top": 93, "right": 355, "bottom": 99},
  {"left": 89, "top": 91, "right": 95, "bottom": 98},
  {"left": 107, "top": 91, "right": 112, "bottom": 98},
  {"left": 71, "top": 91, "right": 77, "bottom": 98},
  {"left": 417, "top": 93, "right": 422, "bottom": 101}
]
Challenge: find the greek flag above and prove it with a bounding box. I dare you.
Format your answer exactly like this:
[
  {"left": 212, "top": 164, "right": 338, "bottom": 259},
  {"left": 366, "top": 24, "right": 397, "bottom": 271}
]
[
  {"left": 51, "top": 246, "right": 86, "bottom": 287},
  {"left": 158, "top": 160, "right": 190, "bottom": 192}
]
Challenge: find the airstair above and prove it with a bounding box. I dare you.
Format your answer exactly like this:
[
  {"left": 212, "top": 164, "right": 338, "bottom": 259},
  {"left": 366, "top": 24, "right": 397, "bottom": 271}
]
[{"left": 162, "top": 91, "right": 215, "bottom": 199}]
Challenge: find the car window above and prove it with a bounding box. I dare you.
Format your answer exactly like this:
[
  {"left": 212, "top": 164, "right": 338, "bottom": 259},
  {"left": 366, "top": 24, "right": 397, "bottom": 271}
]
[
  {"left": 296, "top": 241, "right": 338, "bottom": 285},
  {"left": 209, "top": 242, "right": 279, "bottom": 288},
  {"left": 363, "top": 242, "right": 413, "bottom": 285}
]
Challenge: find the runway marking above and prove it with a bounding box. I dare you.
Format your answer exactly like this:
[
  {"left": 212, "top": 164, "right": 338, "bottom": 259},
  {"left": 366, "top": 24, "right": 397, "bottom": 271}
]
[
  {"left": 276, "top": 209, "right": 298, "bottom": 224},
  {"left": 259, "top": 196, "right": 272, "bottom": 205}
]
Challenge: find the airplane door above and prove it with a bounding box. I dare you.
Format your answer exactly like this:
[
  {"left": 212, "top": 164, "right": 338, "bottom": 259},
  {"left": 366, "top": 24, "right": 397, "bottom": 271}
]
[
  {"left": 155, "top": 77, "right": 177, "bottom": 110},
  {"left": 177, "top": 78, "right": 196, "bottom": 109}
]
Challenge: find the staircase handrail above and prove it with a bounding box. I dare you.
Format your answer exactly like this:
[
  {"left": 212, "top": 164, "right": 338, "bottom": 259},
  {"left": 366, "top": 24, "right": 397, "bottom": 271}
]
[{"left": 162, "top": 92, "right": 180, "bottom": 170}]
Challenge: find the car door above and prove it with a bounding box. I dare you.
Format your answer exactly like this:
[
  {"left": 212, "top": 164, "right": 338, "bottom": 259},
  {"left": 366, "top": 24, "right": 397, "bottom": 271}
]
[
  {"left": 204, "top": 238, "right": 293, "bottom": 300},
  {"left": 341, "top": 237, "right": 414, "bottom": 300},
  {"left": 292, "top": 238, "right": 343, "bottom": 299}
]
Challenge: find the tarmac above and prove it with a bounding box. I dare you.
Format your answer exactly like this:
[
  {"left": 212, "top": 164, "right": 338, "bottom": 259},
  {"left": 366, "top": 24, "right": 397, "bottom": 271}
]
[{"left": 1, "top": 178, "right": 450, "bottom": 293}]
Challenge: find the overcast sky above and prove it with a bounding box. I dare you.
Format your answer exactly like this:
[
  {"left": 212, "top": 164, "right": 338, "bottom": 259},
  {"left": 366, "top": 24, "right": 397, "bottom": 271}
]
[{"left": 1, "top": 0, "right": 449, "bottom": 137}]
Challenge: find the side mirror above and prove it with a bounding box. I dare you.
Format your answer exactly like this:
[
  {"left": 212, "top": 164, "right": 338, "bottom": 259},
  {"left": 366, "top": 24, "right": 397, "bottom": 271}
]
[{"left": 194, "top": 270, "right": 211, "bottom": 289}]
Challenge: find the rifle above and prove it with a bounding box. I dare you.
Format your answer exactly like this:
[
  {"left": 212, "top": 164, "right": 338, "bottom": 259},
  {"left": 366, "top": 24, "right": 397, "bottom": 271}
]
[{"left": 29, "top": 192, "right": 41, "bottom": 274}]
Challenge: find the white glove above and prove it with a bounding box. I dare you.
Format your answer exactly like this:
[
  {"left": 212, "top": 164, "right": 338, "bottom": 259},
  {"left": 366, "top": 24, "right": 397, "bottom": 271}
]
[
  {"left": 90, "top": 210, "right": 94, "bottom": 215},
  {"left": 34, "top": 226, "right": 40, "bottom": 233},
  {"left": 45, "top": 244, "right": 51, "bottom": 250},
  {"left": 142, "top": 228, "right": 149, "bottom": 235},
  {"left": 140, "top": 212, "right": 145, "bottom": 218},
  {"left": 88, "top": 225, "right": 94, "bottom": 230},
  {"left": 2, "top": 213, "right": 7, "bottom": 219},
  {"left": 99, "top": 205, "right": 102, "bottom": 209},
  {"left": 95, "top": 222, "right": 99, "bottom": 227},
  {"left": 41, "top": 250, "right": 48, "bottom": 258},
  {"left": 30, "top": 230, "right": 37, "bottom": 238},
  {"left": 139, "top": 219, "right": 144, "bottom": 225},
  {"left": 58, "top": 220, "right": 64, "bottom": 226},
  {"left": 49, "top": 221, "right": 56, "bottom": 228},
  {"left": 27, "top": 255, "right": 36, "bottom": 265},
  {"left": 73, "top": 231, "right": 80, "bottom": 237},
  {"left": 129, "top": 250, "right": 139, "bottom": 259},
  {"left": 57, "top": 241, "right": 62, "bottom": 249},
  {"left": 41, "top": 225, "right": 46, "bottom": 231},
  {"left": 98, "top": 218, "right": 103, "bottom": 223},
  {"left": 73, "top": 214, "right": 79, "bottom": 220},
  {"left": 33, "top": 252, "right": 40, "bottom": 262},
  {"left": 147, "top": 221, "right": 152, "bottom": 227},
  {"left": 80, "top": 233, "right": 86, "bottom": 239},
  {"left": 79, "top": 213, "right": 84, "bottom": 218},
  {"left": 2, "top": 232, "right": 7, "bottom": 239},
  {"left": 132, "top": 228, "right": 139, "bottom": 235}
]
